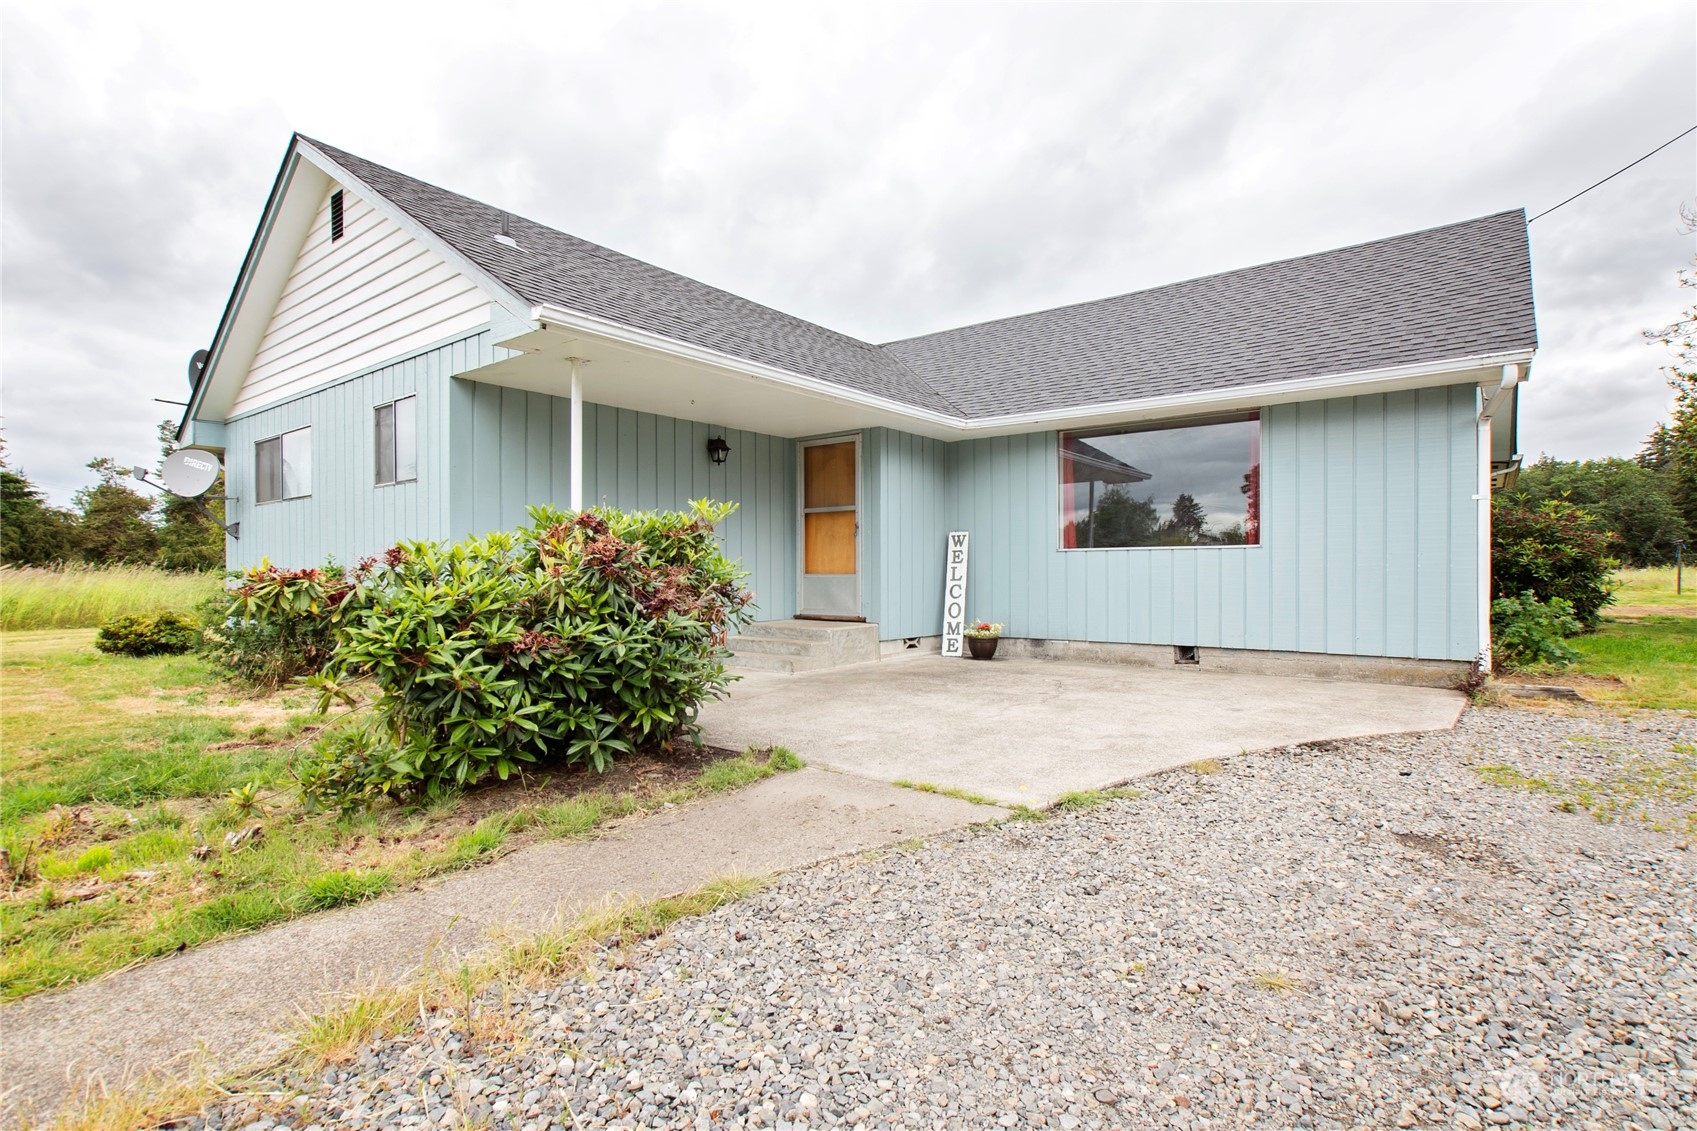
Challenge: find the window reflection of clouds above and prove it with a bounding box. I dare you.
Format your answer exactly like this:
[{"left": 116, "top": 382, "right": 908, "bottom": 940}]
[{"left": 1061, "top": 417, "right": 1259, "bottom": 547}]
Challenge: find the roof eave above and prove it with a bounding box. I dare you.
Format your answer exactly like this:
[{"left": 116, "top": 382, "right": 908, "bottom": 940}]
[{"left": 531, "top": 300, "right": 1535, "bottom": 437}]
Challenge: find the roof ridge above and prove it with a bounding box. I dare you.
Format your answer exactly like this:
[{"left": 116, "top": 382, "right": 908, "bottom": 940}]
[{"left": 880, "top": 209, "right": 1528, "bottom": 348}]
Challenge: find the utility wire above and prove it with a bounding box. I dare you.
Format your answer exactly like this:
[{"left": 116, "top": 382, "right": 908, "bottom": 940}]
[{"left": 1529, "top": 125, "right": 1697, "bottom": 222}]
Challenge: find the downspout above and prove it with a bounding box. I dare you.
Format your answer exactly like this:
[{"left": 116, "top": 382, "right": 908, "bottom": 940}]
[
  {"left": 568, "top": 358, "right": 586, "bottom": 511},
  {"left": 1475, "top": 363, "right": 1520, "bottom": 672}
]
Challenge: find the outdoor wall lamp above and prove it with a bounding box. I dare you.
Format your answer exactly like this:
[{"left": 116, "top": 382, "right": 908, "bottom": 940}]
[{"left": 706, "top": 436, "right": 732, "bottom": 465}]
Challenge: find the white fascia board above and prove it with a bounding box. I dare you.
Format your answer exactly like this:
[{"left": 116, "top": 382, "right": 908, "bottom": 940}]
[
  {"left": 976, "top": 350, "right": 1538, "bottom": 435},
  {"left": 527, "top": 303, "right": 963, "bottom": 428},
  {"left": 294, "top": 139, "right": 534, "bottom": 326},
  {"left": 181, "top": 152, "right": 323, "bottom": 434},
  {"left": 525, "top": 303, "right": 1535, "bottom": 436}
]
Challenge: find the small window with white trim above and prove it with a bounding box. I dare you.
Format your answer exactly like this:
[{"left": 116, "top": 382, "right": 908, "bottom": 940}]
[
  {"left": 374, "top": 396, "right": 418, "bottom": 486},
  {"left": 255, "top": 427, "right": 312, "bottom": 503}
]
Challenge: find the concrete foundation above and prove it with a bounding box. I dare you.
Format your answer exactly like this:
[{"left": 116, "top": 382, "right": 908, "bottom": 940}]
[{"left": 983, "top": 637, "right": 1471, "bottom": 689}]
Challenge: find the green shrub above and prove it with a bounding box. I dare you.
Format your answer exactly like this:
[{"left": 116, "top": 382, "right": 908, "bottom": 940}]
[
  {"left": 93, "top": 611, "right": 199, "bottom": 657},
  {"left": 1492, "top": 591, "right": 1582, "bottom": 670},
  {"left": 197, "top": 563, "right": 353, "bottom": 689},
  {"left": 286, "top": 501, "right": 751, "bottom": 808},
  {"left": 1492, "top": 498, "right": 1618, "bottom": 629}
]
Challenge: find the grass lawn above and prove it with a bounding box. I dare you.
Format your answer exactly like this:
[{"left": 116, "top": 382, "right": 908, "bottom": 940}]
[
  {"left": 0, "top": 629, "right": 794, "bottom": 1000},
  {"left": 1514, "top": 567, "right": 1697, "bottom": 712},
  {"left": 1609, "top": 565, "right": 1697, "bottom": 614}
]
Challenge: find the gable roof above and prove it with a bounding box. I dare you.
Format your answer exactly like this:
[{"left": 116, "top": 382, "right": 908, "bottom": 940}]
[
  {"left": 300, "top": 137, "right": 963, "bottom": 417},
  {"left": 881, "top": 211, "right": 1537, "bottom": 417},
  {"left": 189, "top": 135, "right": 1537, "bottom": 436}
]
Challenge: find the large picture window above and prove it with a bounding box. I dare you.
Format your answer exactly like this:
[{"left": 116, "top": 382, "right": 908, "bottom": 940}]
[
  {"left": 255, "top": 426, "right": 312, "bottom": 504},
  {"left": 1060, "top": 415, "right": 1260, "bottom": 548},
  {"left": 374, "top": 396, "right": 417, "bottom": 486}
]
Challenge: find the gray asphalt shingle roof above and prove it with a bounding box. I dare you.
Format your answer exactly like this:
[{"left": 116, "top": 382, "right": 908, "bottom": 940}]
[
  {"left": 305, "top": 136, "right": 1535, "bottom": 422},
  {"left": 304, "top": 137, "right": 960, "bottom": 416},
  {"left": 881, "top": 211, "right": 1537, "bottom": 416}
]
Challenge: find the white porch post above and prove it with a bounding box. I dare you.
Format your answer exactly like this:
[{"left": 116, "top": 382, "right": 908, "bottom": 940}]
[{"left": 568, "top": 358, "right": 585, "bottom": 511}]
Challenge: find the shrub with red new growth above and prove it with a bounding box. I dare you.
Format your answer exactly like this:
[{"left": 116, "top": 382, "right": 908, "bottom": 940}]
[
  {"left": 198, "top": 561, "right": 366, "bottom": 689},
  {"left": 288, "top": 500, "right": 753, "bottom": 809}
]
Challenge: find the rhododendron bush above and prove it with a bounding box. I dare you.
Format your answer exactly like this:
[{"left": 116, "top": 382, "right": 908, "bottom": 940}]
[{"left": 221, "top": 502, "right": 752, "bottom": 807}]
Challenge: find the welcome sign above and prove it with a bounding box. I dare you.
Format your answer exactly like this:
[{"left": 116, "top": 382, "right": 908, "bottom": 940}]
[{"left": 941, "top": 530, "right": 970, "bottom": 657}]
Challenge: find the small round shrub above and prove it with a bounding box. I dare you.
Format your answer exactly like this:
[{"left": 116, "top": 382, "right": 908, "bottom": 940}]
[
  {"left": 93, "top": 611, "right": 199, "bottom": 657},
  {"left": 1491, "top": 591, "right": 1582, "bottom": 670}
]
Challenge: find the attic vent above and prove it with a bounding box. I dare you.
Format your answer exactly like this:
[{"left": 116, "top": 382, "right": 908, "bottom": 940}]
[{"left": 330, "top": 190, "right": 345, "bottom": 241}]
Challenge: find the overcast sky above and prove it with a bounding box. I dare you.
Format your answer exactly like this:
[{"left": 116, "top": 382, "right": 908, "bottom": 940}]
[{"left": 3, "top": 2, "right": 1693, "bottom": 504}]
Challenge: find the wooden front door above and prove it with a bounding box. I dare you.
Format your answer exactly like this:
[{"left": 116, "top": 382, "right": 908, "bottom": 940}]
[{"left": 798, "top": 437, "right": 861, "bottom": 618}]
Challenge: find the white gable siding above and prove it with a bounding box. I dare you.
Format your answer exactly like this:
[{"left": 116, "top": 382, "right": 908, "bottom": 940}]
[{"left": 231, "top": 188, "right": 493, "bottom": 416}]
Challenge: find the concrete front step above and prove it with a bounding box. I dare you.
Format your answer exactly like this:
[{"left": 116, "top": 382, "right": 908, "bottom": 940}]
[{"left": 727, "top": 619, "right": 881, "bottom": 675}]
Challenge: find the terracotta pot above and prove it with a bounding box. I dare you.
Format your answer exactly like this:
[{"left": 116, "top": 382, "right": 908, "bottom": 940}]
[{"left": 966, "top": 635, "right": 999, "bottom": 660}]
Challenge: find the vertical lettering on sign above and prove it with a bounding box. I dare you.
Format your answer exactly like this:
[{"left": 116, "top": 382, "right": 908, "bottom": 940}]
[{"left": 941, "top": 530, "right": 970, "bottom": 658}]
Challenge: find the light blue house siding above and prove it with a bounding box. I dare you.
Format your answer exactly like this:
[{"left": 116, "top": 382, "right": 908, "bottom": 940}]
[
  {"left": 222, "top": 331, "right": 800, "bottom": 623},
  {"left": 446, "top": 380, "right": 800, "bottom": 624},
  {"left": 223, "top": 328, "right": 1480, "bottom": 662},
  {"left": 222, "top": 330, "right": 494, "bottom": 568},
  {"left": 864, "top": 384, "right": 1482, "bottom": 661}
]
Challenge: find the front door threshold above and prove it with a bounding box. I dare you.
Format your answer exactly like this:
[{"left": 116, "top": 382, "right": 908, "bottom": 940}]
[{"left": 795, "top": 614, "right": 867, "bottom": 623}]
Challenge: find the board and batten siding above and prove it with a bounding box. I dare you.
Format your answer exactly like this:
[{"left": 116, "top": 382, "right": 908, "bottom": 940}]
[
  {"left": 447, "top": 380, "right": 800, "bottom": 623},
  {"left": 223, "top": 331, "right": 499, "bottom": 568},
  {"left": 231, "top": 186, "right": 494, "bottom": 417},
  {"left": 861, "top": 428, "right": 954, "bottom": 639},
  {"left": 872, "top": 385, "right": 1482, "bottom": 661}
]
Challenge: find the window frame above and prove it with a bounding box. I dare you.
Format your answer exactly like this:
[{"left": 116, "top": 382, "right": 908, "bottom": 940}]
[
  {"left": 255, "top": 426, "right": 312, "bottom": 504},
  {"left": 1056, "top": 411, "right": 1262, "bottom": 552},
  {"left": 373, "top": 395, "right": 418, "bottom": 487}
]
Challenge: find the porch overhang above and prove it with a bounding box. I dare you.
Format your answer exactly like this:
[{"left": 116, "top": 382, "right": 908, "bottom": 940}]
[{"left": 454, "top": 302, "right": 1538, "bottom": 442}]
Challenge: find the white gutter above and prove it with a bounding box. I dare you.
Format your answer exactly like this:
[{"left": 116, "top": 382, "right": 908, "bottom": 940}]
[
  {"left": 527, "top": 302, "right": 1534, "bottom": 435},
  {"left": 1474, "top": 363, "right": 1521, "bottom": 672}
]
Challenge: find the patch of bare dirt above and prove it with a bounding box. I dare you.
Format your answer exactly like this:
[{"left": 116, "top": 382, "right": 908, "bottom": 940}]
[{"left": 1391, "top": 830, "right": 1519, "bottom": 876}]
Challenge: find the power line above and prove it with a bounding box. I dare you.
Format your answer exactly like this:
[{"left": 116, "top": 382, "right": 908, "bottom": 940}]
[{"left": 1529, "top": 125, "right": 1697, "bottom": 222}]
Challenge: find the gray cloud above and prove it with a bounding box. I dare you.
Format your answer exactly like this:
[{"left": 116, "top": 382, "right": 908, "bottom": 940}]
[{"left": 2, "top": 1, "right": 1692, "bottom": 505}]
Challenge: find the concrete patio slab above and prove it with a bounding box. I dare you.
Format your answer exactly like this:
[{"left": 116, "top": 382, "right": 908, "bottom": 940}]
[{"left": 700, "top": 655, "right": 1466, "bottom": 806}]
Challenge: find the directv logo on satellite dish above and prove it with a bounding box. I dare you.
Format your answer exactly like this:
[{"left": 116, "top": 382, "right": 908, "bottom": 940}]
[{"left": 160, "top": 449, "right": 222, "bottom": 498}]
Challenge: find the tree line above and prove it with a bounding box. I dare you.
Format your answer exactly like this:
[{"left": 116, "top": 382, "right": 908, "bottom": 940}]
[
  {"left": 1, "top": 422, "right": 225, "bottom": 571},
  {"left": 1502, "top": 270, "right": 1697, "bottom": 569}
]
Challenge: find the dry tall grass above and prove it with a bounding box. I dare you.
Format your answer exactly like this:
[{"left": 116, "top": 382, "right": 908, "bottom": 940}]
[{"left": 0, "top": 565, "right": 222, "bottom": 631}]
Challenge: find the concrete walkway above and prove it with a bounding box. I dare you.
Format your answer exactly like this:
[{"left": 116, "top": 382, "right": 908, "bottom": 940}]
[
  {"left": 0, "top": 770, "right": 1002, "bottom": 1125},
  {"left": 702, "top": 655, "right": 1466, "bottom": 806}
]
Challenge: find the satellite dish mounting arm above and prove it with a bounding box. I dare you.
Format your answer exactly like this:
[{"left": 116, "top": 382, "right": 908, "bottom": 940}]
[{"left": 129, "top": 466, "right": 240, "bottom": 540}]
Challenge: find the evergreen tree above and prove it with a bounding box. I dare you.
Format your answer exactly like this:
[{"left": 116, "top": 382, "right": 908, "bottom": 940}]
[
  {"left": 74, "top": 459, "right": 158, "bottom": 565},
  {"left": 0, "top": 460, "right": 80, "bottom": 564},
  {"left": 1075, "top": 487, "right": 1160, "bottom": 547},
  {"left": 152, "top": 421, "right": 225, "bottom": 571},
  {"left": 1162, "top": 492, "right": 1208, "bottom": 543},
  {"left": 1644, "top": 268, "right": 1697, "bottom": 538}
]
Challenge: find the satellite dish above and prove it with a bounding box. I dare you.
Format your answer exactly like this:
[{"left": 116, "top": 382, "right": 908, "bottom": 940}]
[
  {"left": 160, "top": 449, "right": 221, "bottom": 497},
  {"left": 188, "top": 349, "right": 209, "bottom": 391}
]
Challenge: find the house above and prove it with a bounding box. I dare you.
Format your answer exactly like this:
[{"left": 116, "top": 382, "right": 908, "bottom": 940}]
[{"left": 176, "top": 135, "right": 1536, "bottom": 683}]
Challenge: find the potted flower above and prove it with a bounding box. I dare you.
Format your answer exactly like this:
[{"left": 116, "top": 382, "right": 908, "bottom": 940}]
[{"left": 964, "top": 621, "right": 1003, "bottom": 660}]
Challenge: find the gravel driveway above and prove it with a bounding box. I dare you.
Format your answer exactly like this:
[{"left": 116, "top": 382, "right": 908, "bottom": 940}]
[{"left": 204, "top": 706, "right": 1695, "bottom": 1131}]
